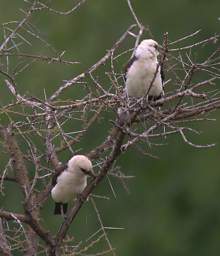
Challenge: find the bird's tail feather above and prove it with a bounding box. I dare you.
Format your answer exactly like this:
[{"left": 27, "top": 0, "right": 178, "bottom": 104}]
[{"left": 54, "top": 202, "right": 68, "bottom": 215}]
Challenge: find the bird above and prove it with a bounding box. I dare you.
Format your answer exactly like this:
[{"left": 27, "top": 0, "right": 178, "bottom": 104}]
[
  {"left": 51, "top": 155, "right": 94, "bottom": 215},
  {"left": 124, "top": 39, "right": 164, "bottom": 100}
]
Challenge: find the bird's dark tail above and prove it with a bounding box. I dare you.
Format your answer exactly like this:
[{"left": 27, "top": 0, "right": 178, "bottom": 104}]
[{"left": 54, "top": 203, "right": 68, "bottom": 215}]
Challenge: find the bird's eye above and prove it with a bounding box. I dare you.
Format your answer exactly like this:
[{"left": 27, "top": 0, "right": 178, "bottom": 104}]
[
  {"left": 80, "top": 168, "right": 88, "bottom": 175},
  {"left": 154, "top": 44, "right": 158, "bottom": 50},
  {"left": 80, "top": 168, "right": 95, "bottom": 178}
]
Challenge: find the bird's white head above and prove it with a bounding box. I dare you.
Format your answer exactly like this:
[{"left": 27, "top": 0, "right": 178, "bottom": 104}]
[
  {"left": 68, "top": 155, "right": 93, "bottom": 177},
  {"left": 135, "top": 39, "right": 159, "bottom": 60}
]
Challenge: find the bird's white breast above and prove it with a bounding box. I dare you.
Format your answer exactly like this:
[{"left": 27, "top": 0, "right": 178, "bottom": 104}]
[
  {"left": 125, "top": 59, "right": 163, "bottom": 98},
  {"left": 51, "top": 170, "right": 87, "bottom": 203}
]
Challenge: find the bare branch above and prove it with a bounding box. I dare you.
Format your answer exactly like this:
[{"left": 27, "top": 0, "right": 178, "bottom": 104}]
[
  {"left": 0, "top": 1, "right": 219, "bottom": 254},
  {"left": 0, "top": 218, "right": 11, "bottom": 256}
]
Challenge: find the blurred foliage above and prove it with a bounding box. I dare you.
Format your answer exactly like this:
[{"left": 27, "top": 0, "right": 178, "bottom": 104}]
[{"left": 0, "top": 0, "right": 220, "bottom": 255}]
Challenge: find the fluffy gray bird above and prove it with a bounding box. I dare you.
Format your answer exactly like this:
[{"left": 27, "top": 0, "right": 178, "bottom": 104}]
[
  {"left": 125, "top": 39, "right": 164, "bottom": 99},
  {"left": 51, "top": 155, "right": 93, "bottom": 215}
]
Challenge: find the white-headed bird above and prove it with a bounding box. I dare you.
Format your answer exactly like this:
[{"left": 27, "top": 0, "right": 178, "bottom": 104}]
[
  {"left": 51, "top": 155, "right": 93, "bottom": 215},
  {"left": 125, "top": 39, "right": 164, "bottom": 100}
]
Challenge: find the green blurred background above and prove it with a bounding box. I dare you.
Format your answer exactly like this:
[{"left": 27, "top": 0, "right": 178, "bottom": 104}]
[{"left": 0, "top": 0, "right": 220, "bottom": 255}]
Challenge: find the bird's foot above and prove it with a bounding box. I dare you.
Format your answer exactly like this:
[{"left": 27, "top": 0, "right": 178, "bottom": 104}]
[{"left": 62, "top": 213, "right": 68, "bottom": 220}]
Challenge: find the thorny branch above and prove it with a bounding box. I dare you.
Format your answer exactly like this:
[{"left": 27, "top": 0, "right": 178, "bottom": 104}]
[
  {"left": 0, "top": 218, "right": 11, "bottom": 256},
  {"left": 0, "top": 0, "right": 219, "bottom": 255}
]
